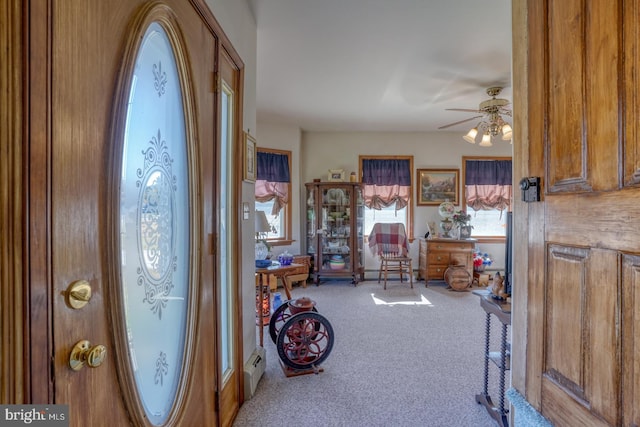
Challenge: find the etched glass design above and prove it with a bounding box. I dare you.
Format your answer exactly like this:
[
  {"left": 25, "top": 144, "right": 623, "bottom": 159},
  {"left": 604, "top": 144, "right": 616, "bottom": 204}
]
[{"left": 119, "top": 22, "right": 190, "bottom": 425}]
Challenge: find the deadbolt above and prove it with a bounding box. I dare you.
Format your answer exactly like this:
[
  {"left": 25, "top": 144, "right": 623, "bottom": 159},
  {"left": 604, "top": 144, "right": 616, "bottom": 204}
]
[
  {"left": 69, "top": 340, "right": 106, "bottom": 371},
  {"left": 65, "top": 280, "right": 92, "bottom": 309}
]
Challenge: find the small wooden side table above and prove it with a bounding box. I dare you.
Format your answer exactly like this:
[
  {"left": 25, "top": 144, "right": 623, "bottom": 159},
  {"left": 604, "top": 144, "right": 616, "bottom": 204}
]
[
  {"left": 473, "top": 289, "right": 511, "bottom": 427},
  {"left": 255, "top": 263, "right": 304, "bottom": 347}
]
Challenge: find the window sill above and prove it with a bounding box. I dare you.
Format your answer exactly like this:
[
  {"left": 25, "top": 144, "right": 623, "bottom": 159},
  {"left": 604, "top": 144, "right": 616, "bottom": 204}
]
[
  {"left": 471, "top": 236, "right": 506, "bottom": 244},
  {"left": 266, "top": 239, "right": 295, "bottom": 247}
]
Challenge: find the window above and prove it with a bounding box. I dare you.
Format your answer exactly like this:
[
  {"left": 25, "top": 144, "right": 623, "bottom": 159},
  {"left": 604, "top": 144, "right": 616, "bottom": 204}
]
[
  {"left": 363, "top": 204, "right": 407, "bottom": 238},
  {"left": 359, "top": 155, "right": 414, "bottom": 241},
  {"left": 462, "top": 156, "right": 512, "bottom": 242},
  {"left": 255, "top": 148, "right": 292, "bottom": 245}
]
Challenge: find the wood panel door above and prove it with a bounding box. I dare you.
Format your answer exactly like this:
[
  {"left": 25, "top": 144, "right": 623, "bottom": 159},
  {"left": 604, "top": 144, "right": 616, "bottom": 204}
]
[
  {"left": 28, "top": 1, "right": 222, "bottom": 425},
  {"left": 513, "top": 0, "right": 640, "bottom": 425}
]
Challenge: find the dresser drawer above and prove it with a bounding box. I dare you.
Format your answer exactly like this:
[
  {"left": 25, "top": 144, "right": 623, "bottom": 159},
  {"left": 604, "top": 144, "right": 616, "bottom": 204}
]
[
  {"left": 429, "top": 241, "right": 473, "bottom": 252},
  {"left": 428, "top": 252, "right": 450, "bottom": 265},
  {"left": 450, "top": 252, "right": 471, "bottom": 266},
  {"left": 428, "top": 265, "right": 448, "bottom": 279}
]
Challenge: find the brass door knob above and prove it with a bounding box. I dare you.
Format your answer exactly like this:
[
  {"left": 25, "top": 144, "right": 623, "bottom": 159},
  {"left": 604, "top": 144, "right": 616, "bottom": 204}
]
[{"left": 69, "top": 340, "right": 107, "bottom": 371}]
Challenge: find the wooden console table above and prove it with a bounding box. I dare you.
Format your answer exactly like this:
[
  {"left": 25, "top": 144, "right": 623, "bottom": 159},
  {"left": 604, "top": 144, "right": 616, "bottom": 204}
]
[
  {"left": 255, "top": 263, "right": 303, "bottom": 347},
  {"left": 473, "top": 289, "right": 511, "bottom": 427}
]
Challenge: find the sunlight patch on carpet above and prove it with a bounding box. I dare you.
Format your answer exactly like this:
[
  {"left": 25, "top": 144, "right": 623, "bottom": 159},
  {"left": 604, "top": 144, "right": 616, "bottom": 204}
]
[{"left": 370, "top": 293, "right": 434, "bottom": 306}]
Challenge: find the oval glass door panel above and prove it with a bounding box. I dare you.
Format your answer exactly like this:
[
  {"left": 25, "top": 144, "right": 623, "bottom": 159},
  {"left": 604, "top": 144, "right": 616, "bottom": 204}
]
[{"left": 119, "top": 21, "right": 190, "bottom": 425}]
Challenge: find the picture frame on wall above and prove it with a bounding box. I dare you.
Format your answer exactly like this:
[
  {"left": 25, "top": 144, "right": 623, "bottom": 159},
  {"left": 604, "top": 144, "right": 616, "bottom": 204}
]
[
  {"left": 327, "top": 169, "right": 345, "bottom": 182},
  {"left": 243, "top": 132, "right": 257, "bottom": 183},
  {"left": 416, "top": 168, "right": 459, "bottom": 205}
]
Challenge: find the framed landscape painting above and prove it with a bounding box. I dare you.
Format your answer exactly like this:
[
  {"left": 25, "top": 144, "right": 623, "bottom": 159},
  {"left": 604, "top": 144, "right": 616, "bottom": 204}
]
[
  {"left": 243, "top": 132, "right": 257, "bottom": 182},
  {"left": 416, "top": 168, "right": 459, "bottom": 205}
]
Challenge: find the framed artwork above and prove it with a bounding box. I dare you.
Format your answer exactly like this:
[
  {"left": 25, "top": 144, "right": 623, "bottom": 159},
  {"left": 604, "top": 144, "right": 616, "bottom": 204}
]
[
  {"left": 327, "top": 169, "right": 345, "bottom": 182},
  {"left": 416, "top": 168, "right": 459, "bottom": 205},
  {"left": 243, "top": 132, "right": 256, "bottom": 183}
]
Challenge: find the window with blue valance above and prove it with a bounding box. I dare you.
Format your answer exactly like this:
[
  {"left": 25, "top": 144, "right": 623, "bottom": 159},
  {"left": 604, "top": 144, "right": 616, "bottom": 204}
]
[
  {"left": 361, "top": 158, "right": 411, "bottom": 210},
  {"left": 465, "top": 159, "right": 512, "bottom": 211},
  {"left": 257, "top": 151, "right": 290, "bottom": 183},
  {"left": 255, "top": 151, "right": 290, "bottom": 216}
]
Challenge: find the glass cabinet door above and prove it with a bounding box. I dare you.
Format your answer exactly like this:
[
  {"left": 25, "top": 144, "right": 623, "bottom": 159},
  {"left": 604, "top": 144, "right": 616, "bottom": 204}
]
[
  {"left": 354, "top": 186, "right": 364, "bottom": 270},
  {"left": 320, "top": 185, "right": 351, "bottom": 273},
  {"left": 305, "top": 185, "right": 316, "bottom": 258}
]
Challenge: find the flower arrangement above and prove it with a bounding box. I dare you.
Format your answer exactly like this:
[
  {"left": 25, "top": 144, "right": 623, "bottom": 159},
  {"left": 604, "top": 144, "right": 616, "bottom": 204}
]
[
  {"left": 452, "top": 210, "right": 472, "bottom": 227},
  {"left": 473, "top": 251, "right": 493, "bottom": 271}
]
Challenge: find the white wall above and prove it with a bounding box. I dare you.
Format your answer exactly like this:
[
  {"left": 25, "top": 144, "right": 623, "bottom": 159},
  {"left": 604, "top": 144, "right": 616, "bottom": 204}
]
[{"left": 254, "top": 122, "right": 303, "bottom": 256}]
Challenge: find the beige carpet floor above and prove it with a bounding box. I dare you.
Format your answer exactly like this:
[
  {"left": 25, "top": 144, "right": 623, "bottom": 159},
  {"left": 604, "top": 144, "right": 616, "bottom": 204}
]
[{"left": 232, "top": 278, "right": 507, "bottom": 427}]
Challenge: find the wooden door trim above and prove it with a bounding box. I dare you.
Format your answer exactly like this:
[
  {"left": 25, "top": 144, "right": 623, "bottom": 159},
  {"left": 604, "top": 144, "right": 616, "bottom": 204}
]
[
  {"left": 1, "top": 0, "right": 28, "bottom": 403},
  {"left": 26, "top": 0, "right": 54, "bottom": 403},
  {"left": 510, "top": 0, "right": 546, "bottom": 411}
]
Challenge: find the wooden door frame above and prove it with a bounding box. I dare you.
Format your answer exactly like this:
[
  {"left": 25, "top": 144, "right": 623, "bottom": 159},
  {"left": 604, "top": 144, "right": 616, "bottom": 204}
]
[{"left": 511, "top": 0, "right": 545, "bottom": 411}]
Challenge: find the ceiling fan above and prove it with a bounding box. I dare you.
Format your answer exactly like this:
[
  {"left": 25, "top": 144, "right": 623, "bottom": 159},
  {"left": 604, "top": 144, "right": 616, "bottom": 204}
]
[{"left": 438, "top": 86, "right": 513, "bottom": 146}]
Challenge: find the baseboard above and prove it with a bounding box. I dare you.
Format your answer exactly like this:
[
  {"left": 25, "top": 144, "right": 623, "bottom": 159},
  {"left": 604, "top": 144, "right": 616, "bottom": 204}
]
[{"left": 243, "top": 346, "right": 266, "bottom": 400}]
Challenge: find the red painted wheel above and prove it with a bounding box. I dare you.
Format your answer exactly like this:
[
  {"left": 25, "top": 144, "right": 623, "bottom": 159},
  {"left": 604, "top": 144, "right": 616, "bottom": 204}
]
[
  {"left": 276, "top": 312, "right": 334, "bottom": 371},
  {"left": 269, "top": 300, "right": 318, "bottom": 344}
]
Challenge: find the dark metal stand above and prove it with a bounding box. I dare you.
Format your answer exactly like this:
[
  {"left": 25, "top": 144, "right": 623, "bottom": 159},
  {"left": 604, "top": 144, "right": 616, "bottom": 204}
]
[{"left": 473, "top": 290, "right": 510, "bottom": 427}]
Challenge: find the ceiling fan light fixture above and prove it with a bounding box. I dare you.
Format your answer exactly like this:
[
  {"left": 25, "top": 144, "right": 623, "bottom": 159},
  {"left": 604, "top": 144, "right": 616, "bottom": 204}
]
[
  {"left": 440, "top": 87, "right": 512, "bottom": 148},
  {"left": 501, "top": 123, "right": 513, "bottom": 140},
  {"left": 479, "top": 133, "right": 493, "bottom": 147},
  {"left": 463, "top": 127, "right": 478, "bottom": 144}
]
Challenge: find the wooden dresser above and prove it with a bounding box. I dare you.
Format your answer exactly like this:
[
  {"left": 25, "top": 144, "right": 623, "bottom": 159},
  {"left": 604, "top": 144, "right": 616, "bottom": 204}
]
[{"left": 418, "top": 238, "right": 475, "bottom": 284}]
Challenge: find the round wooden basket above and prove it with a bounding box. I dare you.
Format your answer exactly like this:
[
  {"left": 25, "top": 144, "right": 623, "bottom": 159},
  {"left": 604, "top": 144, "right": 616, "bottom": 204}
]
[{"left": 444, "top": 265, "right": 472, "bottom": 291}]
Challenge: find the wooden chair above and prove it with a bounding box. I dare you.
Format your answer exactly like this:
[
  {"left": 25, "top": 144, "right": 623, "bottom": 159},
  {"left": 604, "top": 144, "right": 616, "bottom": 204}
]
[{"left": 368, "top": 223, "right": 413, "bottom": 289}]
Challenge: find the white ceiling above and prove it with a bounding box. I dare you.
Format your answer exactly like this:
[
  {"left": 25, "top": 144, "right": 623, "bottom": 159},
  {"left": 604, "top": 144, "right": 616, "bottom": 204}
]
[{"left": 249, "top": 0, "right": 512, "bottom": 132}]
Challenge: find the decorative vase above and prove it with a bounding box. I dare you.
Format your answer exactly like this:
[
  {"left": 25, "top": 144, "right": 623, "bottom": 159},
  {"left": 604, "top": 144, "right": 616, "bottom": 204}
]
[
  {"left": 460, "top": 225, "right": 472, "bottom": 239},
  {"left": 255, "top": 241, "right": 269, "bottom": 260},
  {"left": 438, "top": 201, "right": 455, "bottom": 219},
  {"left": 440, "top": 218, "right": 453, "bottom": 238}
]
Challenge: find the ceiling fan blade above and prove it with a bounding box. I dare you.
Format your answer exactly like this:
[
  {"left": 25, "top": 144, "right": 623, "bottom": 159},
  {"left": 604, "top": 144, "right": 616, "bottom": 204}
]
[
  {"left": 438, "top": 115, "right": 483, "bottom": 130},
  {"left": 445, "top": 108, "right": 483, "bottom": 113}
]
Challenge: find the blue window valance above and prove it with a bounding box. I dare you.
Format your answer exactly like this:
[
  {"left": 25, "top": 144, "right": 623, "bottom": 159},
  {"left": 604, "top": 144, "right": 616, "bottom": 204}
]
[
  {"left": 465, "top": 160, "right": 511, "bottom": 185},
  {"left": 257, "top": 152, "right": 290, "bottom": 183},
  {"left": 362, "top": 159, "right": 411, "bottom": 186}
]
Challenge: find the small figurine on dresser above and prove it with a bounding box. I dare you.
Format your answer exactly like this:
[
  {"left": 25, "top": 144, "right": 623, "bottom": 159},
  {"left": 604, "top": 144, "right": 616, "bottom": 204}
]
[{"left": 490, "top": 272, "right": 510, "bottom": 300}]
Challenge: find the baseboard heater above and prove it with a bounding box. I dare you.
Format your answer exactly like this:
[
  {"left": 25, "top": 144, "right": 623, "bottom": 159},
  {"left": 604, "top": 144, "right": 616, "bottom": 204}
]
[{"left": 243, "top": 346, "right": 266, "bottom": 399}]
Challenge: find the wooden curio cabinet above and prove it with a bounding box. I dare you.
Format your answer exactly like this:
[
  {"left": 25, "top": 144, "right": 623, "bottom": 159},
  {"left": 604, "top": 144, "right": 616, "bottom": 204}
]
[{"left": 305, "top": 182, "right": 365, "bottom": 284}]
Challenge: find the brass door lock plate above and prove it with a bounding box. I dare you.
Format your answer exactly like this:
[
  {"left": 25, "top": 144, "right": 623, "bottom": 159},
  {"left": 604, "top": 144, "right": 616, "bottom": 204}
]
[{"left": 65, "top": 280, "right": 92, "bottom": 309}]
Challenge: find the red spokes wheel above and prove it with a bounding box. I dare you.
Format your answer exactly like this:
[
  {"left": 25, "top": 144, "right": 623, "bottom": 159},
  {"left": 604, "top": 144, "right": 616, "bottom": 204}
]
[
  {"left": 276, "top": 312, "right": 334, "bottom": 371},
  {"left": 269, "top": 301, "right": 318, "bottom": 344}
]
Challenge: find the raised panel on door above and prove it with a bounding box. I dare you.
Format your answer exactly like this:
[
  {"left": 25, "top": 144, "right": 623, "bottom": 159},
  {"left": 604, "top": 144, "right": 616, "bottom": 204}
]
[
  {"left": 621, "top": 254, "right": 640, "bottom": 426},
  {"left": 623, "top": 1, "right": 640, "bottom": 187},
  {"left": 543, "top": 246, "right": 618, "bottom": 425}
]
